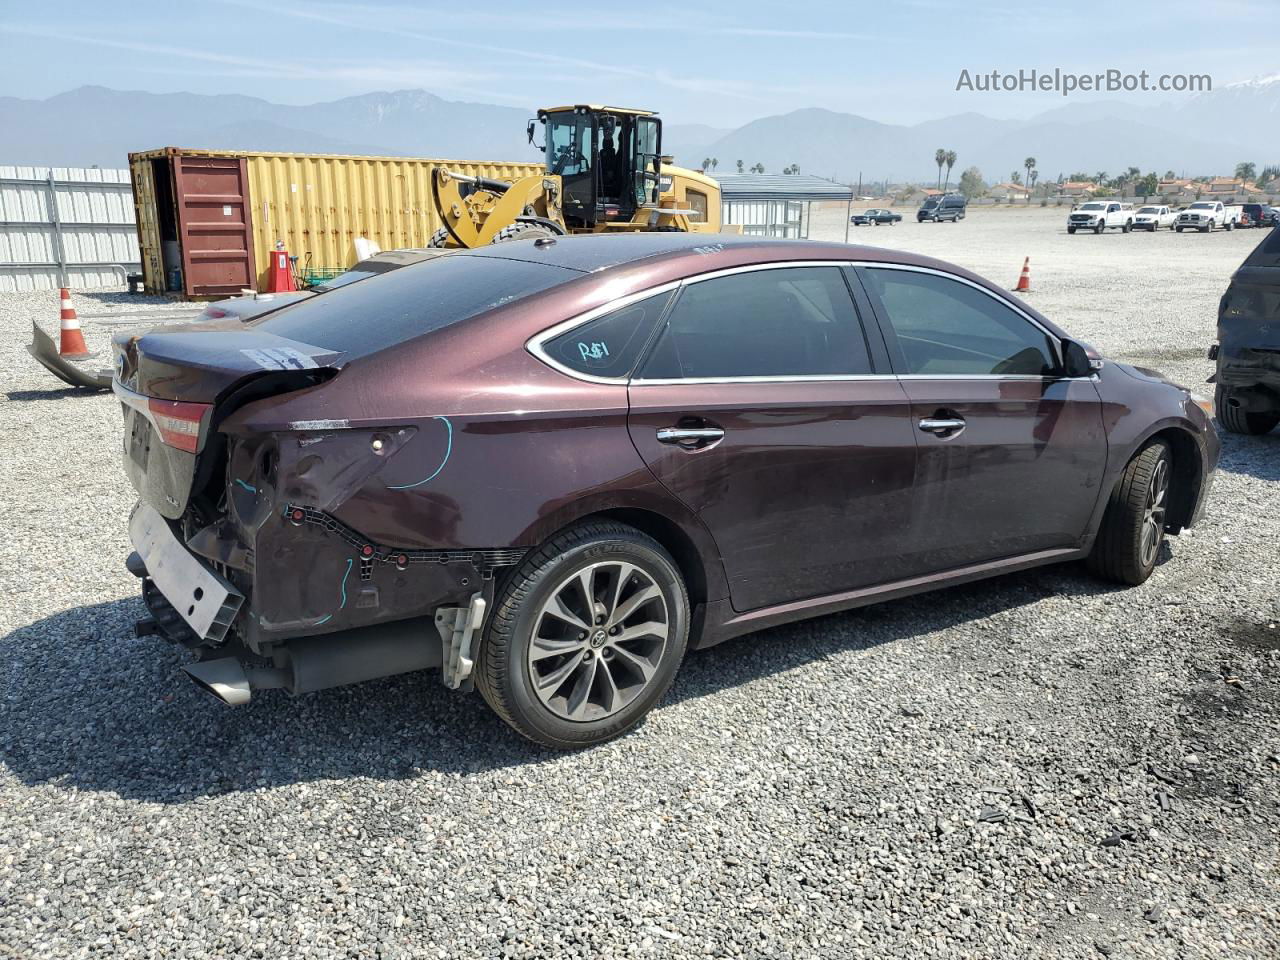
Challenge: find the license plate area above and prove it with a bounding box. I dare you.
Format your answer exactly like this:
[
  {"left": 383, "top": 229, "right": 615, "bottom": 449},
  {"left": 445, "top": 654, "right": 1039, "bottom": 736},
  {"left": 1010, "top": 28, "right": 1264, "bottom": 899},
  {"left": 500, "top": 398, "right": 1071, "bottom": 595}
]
[{"left": 127, "top": 409, "right": 152, "bottom": 471}]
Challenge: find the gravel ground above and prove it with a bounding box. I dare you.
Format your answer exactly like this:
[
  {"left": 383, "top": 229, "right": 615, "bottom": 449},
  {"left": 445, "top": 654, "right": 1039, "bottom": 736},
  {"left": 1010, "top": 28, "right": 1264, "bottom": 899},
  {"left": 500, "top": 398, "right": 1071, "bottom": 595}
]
[{"left": 2, "top": 213, "right": 1277, "bottom": 959}]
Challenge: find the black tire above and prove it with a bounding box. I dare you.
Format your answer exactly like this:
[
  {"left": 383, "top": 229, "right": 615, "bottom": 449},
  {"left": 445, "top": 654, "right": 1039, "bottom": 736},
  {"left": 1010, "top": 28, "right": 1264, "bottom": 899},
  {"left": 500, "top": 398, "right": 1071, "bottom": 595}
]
[
  {"left": 1067, "top": 226, "right": 1076, "bottom": 234},
  {"left": 1095, "top": 221, "right": 1104, "bottom": 234},
  {"left": 1215, "top": 385, "right": 1280, "bottom": 435},
  {"left": 1225, "top": 221, "right": 1234, "bottom": 231},
  {"left": 1176, "top": 226, "right": 1183, "bottom": 233},
  {"left": 1122, "top": 220, "right": 1132, "bottom": 233},
  {"left": 1087, "top": 440, "right": 1172, "bottom": 586},
  {"left": 491, "top": 221, "right": 559, "bottom": 244},
  {"left": 475, "top": 521, "right": 690, "bottom": 749},
  {"left": 427, "top": 227, "right": 451, "bottom": 248}
]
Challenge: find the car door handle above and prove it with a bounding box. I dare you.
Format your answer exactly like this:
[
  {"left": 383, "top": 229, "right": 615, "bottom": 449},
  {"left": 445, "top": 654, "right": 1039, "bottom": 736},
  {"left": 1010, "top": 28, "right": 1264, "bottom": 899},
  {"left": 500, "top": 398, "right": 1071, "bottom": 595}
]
[
  {"left": 918, "top": 417, "right": 966, "bottom": 435},
  {"left": 656, "top": 427, "right": 725, "bottom": 443}
]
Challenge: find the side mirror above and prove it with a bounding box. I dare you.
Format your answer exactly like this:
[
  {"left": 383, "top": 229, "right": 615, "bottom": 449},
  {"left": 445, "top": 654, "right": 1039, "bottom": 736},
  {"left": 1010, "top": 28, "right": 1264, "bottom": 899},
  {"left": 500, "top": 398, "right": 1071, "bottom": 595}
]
[
  {"left": 1062, "top": 339, "right": 1097, "bottom": 378},
  {"left": 526, "top": 119, "right": 544, "bottom": 150}
]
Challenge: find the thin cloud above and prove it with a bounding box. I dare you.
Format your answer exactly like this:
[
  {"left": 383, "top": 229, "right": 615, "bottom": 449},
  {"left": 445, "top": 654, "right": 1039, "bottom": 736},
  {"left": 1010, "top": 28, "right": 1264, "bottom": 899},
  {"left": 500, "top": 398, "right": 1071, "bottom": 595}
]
[{"left": 719, "top": 27, "right": 875, "bottom": 40}]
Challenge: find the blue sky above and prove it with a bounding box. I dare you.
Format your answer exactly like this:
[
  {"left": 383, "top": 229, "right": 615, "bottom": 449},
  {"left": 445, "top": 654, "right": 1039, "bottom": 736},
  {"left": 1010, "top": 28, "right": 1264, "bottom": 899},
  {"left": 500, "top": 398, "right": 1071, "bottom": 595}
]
[{"left": 3, "top": 0, "right": 1277, "bottom": 126}]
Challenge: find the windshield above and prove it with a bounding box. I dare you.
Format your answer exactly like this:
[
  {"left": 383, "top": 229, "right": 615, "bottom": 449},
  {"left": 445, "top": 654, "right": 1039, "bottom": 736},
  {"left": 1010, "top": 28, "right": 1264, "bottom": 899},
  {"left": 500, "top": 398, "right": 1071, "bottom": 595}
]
[
  {"left": 1138, "top": 207, "right": 1159, "bottom": 214},
  {"left": 545, "top": 112, "right": 591, "bottom": 177},
  {"left": 1190, "top": 202, "right": 1215, "bottom": 209},
  {"left": 1080, "top": 203, "right": 1105, "bottom": 210},
  {"left": 922, "top": 199, "right": 939, "bottom": 208}
]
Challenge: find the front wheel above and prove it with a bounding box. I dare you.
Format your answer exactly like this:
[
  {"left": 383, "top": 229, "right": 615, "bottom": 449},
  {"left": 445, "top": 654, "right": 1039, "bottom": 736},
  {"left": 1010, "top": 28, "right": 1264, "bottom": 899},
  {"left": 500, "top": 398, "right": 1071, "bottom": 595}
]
[
  {"left": 475, "top": 521, "right": 690, "bottom": 749},
  {"left": 1067, "top": 226, "right": 1077, "bottom": 234},
  {"left": 1087, "top": 440, "right": 1172, "bottom": 585},
  {"left": 1176, "top": 226, "right": 1183, "bottom": 233},
  {"left": 1095, "top": 221, "right": 1105, "bottom": 234}
]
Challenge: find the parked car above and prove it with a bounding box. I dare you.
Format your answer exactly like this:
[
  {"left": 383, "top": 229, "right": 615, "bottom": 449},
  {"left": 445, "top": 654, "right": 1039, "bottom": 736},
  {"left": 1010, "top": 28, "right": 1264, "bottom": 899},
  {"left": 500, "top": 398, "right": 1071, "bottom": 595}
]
[
  {"left": 1238, "top": 203, "right": 1275, "bottom": 228},
  {"left": 115, "top": 233, "right": 1219, "bottom": 748},
  {"left": 195, "top": 248, "right": 446, "bottom": 323},
  {"left": 1176, "top": 201, "right": 1239, "bottom": 233},
  {"left": 1133, "top": 205, "right": 1176, "bottom": 231},
  {"left": 917, "top": 194, "right": 966, "bottom": 222},
  {"left": 850, "top": 208, "right": 902, "bottom": 226},
  {"left": 1067, "top": 201, "right": 1135, "bottom": 234},
  {"left": 1210, "top": 227, "right": 1280, "bottom": 434}
]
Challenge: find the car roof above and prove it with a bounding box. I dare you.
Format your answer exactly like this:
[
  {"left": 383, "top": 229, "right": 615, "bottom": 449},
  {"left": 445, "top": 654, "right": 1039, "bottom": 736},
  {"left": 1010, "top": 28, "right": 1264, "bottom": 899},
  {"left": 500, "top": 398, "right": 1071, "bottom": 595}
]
[{"left": 455, "top": 232, "right": 933, "bottom": 275}]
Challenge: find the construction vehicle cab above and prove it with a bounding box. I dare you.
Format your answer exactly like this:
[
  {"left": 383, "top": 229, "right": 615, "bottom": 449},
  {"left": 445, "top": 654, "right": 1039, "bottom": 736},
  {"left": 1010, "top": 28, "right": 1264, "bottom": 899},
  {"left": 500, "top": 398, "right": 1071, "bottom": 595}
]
[
  {"left": 531, "top": 105, "right": 662, "bottom": 229},
  {"left": 430, "top": 104, "right": 725, "bottom": 248}
]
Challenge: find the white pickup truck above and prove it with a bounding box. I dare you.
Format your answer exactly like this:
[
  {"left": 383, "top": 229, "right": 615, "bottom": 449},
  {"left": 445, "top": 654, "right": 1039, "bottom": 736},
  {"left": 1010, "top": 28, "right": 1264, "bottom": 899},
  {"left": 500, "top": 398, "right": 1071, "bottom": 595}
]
[
  {"left": 1133, "top": 204, "right": 1175, "bottom": 231},
  {"left": 1067, "top": 201, "right": 1135, "bottom": 234},
  {"left": 1175, "top": 201, "right": 1239, "bottom": 233}
]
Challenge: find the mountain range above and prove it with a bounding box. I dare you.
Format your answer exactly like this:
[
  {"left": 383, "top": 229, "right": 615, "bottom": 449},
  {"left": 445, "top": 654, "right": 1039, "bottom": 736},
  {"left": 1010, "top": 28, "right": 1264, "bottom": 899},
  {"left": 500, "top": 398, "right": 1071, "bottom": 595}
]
[{"left": 5, "top": 81, "right": 1278, "bottom": 183}]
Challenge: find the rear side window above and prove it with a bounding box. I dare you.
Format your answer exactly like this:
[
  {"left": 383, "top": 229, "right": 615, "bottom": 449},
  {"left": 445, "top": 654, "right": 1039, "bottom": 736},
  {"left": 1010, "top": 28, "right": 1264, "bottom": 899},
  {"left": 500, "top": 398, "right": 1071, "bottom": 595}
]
[
  {"left": 638, "top": 266, "right": 873, "bottom": 379},
  {"left": 540, "top": 291, "right": 673, "bottom": 378},
  {"left": 250, "top": 255, "right": 576, "bottom": 357},
  {"left": 863, "top": 268, "right": 1059, "bottom": 376}
]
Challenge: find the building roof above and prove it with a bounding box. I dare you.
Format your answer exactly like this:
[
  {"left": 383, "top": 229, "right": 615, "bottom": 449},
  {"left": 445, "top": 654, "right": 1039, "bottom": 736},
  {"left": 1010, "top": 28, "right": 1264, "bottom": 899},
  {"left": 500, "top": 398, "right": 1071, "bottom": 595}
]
[
  {"left": 992, "top": 182, "right": 1030, "bottom": 192},
  {"left": 712, "top": 173, "right": 854, "bottom": 201}
]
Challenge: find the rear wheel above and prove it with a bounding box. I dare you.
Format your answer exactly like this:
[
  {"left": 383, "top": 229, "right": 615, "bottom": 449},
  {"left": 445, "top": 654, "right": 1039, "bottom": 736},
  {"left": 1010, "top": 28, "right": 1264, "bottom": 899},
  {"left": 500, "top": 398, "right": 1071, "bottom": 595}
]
[
  {"left": 491, "top": 221, "right": 560, "bottom": 244},
  {"left": 475, "top": 521, "right": 690, "bottom": 749},
  {"left": 428, "top": 227, "right": 451, "bottom": 248},
  {"left": 1215, "top": 385, "right": 1280, "bottom": 435},
  {"left": 1087, "top": 440, "right": 1172, "bottom": 585}
]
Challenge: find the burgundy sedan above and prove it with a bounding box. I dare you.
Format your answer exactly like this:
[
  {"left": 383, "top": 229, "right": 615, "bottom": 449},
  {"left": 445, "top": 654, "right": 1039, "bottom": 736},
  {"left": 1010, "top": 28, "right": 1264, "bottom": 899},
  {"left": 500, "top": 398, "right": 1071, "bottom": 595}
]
[{"left": 114, "top": 234, "right": 1218, "bottom": 748}]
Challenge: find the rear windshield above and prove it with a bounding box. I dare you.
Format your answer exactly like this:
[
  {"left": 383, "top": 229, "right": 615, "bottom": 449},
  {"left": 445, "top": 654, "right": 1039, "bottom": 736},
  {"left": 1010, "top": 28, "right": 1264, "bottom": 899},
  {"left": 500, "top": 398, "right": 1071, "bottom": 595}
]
[{"left": 249, "top": 255, "right": 578, "bottom": 356}]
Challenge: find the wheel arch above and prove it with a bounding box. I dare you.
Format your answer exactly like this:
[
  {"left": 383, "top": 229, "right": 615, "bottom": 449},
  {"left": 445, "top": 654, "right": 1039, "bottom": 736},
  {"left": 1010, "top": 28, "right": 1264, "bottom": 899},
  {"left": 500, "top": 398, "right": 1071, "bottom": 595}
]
[
  {"left": 514, "top": 491, "right": 729, "bottom": 606},
  {"left": 1135, "top": 424, "right": 1205, "bottom": 534}
]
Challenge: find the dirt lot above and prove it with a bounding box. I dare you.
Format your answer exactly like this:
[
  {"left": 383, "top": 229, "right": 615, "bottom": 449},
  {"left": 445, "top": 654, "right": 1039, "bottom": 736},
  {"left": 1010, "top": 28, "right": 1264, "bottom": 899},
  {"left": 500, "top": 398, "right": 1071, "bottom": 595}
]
[{"left": 1, "top": 211, "right": 1277, "bottom": 959}]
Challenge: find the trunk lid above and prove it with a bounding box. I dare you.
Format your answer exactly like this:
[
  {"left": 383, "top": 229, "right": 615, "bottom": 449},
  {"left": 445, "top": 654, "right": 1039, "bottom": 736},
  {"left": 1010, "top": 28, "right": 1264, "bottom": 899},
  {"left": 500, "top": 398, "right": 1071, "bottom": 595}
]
[{"left": 114, "top": 325, "right": 345, "bottom": 520}]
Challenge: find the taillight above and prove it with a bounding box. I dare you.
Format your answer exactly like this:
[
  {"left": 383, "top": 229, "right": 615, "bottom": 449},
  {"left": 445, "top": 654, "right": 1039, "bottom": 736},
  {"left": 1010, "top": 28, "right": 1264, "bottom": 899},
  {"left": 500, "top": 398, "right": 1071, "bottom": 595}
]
[{"left": 148, "top": 398, "right": 211, "bottom": 453}]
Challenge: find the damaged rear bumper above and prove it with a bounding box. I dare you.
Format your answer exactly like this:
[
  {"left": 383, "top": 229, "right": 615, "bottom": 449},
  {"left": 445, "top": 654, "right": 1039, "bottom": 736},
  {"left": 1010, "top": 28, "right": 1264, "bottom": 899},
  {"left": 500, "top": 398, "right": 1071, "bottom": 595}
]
[{"left": 128, "top": 498, "right": 520, "bottom": 704}]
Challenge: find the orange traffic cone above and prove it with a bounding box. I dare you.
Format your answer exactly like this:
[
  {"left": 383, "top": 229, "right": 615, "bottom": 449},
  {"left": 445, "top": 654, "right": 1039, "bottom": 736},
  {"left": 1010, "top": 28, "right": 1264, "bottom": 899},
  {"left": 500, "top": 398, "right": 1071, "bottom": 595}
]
[
  {"left": 1013, "top": 257, "right": 1031, "bottom": 293},
  {"left": 58, "top": 288, "right": 91, "bottom": 358}
]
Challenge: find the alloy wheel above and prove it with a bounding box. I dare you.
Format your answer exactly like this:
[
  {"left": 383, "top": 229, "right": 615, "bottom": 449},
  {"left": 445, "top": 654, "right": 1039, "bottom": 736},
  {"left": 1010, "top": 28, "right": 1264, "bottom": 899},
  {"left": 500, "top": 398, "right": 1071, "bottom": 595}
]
[
  {"left": 1140, "top": 458, "right": 1169, "bottom": 568},
  {"left": 527, "top": 561, "right": 670, "bottom": 722}
]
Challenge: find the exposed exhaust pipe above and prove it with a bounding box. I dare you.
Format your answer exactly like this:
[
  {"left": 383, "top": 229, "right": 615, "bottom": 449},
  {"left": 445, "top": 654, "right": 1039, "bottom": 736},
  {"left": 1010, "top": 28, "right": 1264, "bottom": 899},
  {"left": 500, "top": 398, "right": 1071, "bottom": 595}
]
[{"left": 181, "top": 616, "right": 443, "bottom": 706}]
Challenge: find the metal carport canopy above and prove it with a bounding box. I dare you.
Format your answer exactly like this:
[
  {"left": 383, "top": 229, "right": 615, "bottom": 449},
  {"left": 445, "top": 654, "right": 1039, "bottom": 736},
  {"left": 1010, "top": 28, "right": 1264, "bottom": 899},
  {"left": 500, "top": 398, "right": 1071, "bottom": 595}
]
[{"left": 712, "top": 173, "right": 854, "bottom": 201}]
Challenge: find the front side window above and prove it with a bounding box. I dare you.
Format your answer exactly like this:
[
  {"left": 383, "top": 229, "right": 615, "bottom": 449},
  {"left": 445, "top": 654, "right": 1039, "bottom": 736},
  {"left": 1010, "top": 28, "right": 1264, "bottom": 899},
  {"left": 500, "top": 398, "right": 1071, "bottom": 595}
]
[
  {"left": 540, "top": 291, "right": 673, "bottom": 379},
  {"left": 639, "top": 267, "right": 873, "bottom": 380},
  {"left": 863, "top": 268, "right": 1059, "bottom": 377}
]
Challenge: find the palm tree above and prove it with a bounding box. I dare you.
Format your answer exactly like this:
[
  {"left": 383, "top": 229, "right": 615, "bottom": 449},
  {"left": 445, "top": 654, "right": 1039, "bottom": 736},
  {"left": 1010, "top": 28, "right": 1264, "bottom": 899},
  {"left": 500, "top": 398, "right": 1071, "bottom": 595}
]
[
  {"left": 1029, "top": 169, "right": 1039, "bottom": 197},
  {"left": 1011, "top": 171, "right": 1022, "bottom": 184},
  {"left": 1236, "top": 161, "right": 1257, "bottom": 183},
  {"left": 709, "top": 158, "right": 718, "bottom": 171},
  {"left": 1095, "top": 171, "right": 1108, "bottom": 185},
  {"left": 751, "top": 162, "right": 766, "bottom": 174},
  {"left": 702, "top": 157, "right": 711, "bottom": 171},
  {"left": 1024, "top": 157, "right": 1036, "bottom": 203},
  {"left": 935, "top": 148, "right": 946, "bottom": 191},
  {"left": 943, "top": 150, "right": 957, "bottom": 191},
  {"left": 736, "top": 159, "right": 744, "bottom": 174}
]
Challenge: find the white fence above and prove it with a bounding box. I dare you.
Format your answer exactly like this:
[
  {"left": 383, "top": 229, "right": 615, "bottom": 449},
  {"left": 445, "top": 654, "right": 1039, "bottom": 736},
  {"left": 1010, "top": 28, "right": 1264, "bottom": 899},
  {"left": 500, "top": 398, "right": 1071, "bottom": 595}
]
[{"left": 0, "top": 166, "right": 140, "bottom": 293}]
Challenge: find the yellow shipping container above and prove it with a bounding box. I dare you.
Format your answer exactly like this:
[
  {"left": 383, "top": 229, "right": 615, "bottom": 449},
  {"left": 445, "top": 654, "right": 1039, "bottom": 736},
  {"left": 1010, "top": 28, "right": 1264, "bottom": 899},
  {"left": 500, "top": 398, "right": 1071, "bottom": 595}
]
[{"left": 128, "top": 147, "right": 542, "bottom": 298}]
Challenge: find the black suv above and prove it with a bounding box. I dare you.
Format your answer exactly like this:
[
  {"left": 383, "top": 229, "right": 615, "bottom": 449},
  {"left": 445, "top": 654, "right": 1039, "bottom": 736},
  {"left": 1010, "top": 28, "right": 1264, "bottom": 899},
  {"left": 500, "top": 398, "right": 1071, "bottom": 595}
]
[
  {"left": 1211, "top": 228, "right": 1280, "bottom": 434},
  {"left": 1240, "top": 203, "right": 1274, "bottom": 228},
  {"left": 918, "top": 194, "right": 966, "bottom": 222}
]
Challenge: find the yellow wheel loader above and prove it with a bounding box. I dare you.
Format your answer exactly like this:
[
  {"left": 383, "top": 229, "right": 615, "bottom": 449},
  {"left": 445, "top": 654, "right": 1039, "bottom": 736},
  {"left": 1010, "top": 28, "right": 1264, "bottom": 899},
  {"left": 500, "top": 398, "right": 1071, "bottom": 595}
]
[{"left": 429, "top": 105, "right": 727, "bottom": 248}]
